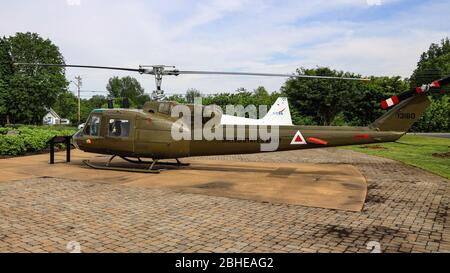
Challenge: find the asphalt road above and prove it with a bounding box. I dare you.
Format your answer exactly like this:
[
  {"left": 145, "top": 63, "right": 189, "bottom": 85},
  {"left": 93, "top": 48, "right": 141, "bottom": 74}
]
[{"left": 408, "top": 133, "right": 450, "bottom": 139}]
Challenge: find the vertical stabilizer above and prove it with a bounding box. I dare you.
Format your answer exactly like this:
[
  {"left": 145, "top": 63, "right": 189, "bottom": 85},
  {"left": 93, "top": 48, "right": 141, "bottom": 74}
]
[
  {"left": 261, "top": 97, "right": 293, "bottom": 125},
  {"left": 370, "top": 94, "right": 430, "bottom": 132}
]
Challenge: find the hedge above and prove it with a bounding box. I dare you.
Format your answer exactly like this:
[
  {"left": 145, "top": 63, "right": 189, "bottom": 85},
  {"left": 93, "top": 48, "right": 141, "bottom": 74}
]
[{"left": 0, "top": 126, "right": 77, "bottom": 156}]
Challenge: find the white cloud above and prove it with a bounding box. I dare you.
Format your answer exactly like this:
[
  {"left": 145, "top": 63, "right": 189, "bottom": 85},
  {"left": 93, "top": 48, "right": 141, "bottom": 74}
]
[
  {"left": 366, "top": 0, "right": 382, "bottom": 6},
  {"left": 66, "top": 0, "right": 81, "bottom": 6}
]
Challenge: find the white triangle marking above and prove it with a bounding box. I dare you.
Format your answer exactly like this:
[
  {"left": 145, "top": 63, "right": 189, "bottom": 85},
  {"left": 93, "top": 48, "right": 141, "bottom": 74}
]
[{"left": 290, "top": 130, "right": 307, "bottom": 145}]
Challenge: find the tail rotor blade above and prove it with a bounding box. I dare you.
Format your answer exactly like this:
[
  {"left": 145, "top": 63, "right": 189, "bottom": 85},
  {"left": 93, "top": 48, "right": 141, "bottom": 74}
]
[{"left": 380, "top": 74, "right": 450, "bottom": 109}]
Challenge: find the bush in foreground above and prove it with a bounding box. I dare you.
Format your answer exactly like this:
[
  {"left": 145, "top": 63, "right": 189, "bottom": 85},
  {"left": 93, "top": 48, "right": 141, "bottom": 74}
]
[{"left": 0, "top": 126, "right": 77, "bottom": 156}]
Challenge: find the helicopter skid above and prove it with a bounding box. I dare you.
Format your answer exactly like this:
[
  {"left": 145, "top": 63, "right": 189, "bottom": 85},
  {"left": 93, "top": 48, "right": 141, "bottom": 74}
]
[
  {"left": 119, "top": 156, "right": 190, "bottom": 167},
  {"left": 82, "top": 159, "right": 161, "bottom": 173}
]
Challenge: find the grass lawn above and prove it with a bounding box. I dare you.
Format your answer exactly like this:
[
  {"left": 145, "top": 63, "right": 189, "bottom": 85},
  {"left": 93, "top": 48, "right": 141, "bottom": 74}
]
[{"left": 340, "top": 135, "right": 450, "bottom": 179}]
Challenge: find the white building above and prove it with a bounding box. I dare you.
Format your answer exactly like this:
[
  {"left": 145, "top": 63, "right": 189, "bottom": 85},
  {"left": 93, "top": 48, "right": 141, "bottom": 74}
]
[{"left": 43, "top": 108, "right": 70, "bottom": 125}]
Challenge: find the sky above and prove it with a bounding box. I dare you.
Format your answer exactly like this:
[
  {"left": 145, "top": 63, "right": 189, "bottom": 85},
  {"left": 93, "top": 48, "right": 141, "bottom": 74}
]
[{"left": 1, "top": 0, "right": 449, "bottom": 98}]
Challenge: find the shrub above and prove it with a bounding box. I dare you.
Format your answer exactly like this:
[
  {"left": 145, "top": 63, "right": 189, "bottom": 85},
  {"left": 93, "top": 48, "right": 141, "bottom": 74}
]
[
  {"left": 0, "top": 126, "right": 77, "bottom": 156},
  {"left": 0, "top": 135, "right": 26, "bottom": 155},
  {"left": 412, "top": 96, "right": 450, "bottom": 132},
  {"left": 0, "top": 127, "right": 9, "bottom": 135}
]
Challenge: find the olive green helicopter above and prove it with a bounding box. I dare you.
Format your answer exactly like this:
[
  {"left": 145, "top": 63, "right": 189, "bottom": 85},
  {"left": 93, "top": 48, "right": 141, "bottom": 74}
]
[{"left": 14, "top": 63, "right": 450, "bottom": 173}]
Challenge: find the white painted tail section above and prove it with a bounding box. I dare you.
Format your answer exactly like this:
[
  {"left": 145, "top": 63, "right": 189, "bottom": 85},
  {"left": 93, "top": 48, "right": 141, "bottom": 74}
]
[
  {"left": 261, "top": 97, "right": 292, "bottom": 125},
  {"left": 220, "top": 97, "right": 293, "bottom": 126}
]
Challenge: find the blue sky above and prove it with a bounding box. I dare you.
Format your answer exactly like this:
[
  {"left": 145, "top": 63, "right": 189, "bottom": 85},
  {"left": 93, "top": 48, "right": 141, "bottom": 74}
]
[{"left": 1, "top": 0, "right": 449, "bottom": 97}]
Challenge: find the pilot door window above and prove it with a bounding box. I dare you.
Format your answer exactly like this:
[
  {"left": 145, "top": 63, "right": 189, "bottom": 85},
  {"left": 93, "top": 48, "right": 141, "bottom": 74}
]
[
  {"left": 108, "top": 119, "right": 130, "bottom": 137},
  {"left": 84, "top": 115, "right": 101, "bottom": 136}
]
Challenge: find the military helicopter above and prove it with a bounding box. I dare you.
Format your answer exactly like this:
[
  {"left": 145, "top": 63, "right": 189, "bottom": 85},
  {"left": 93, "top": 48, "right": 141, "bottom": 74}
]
[{"left": 14, "top": 63, "right": 450, "bottom": 173}]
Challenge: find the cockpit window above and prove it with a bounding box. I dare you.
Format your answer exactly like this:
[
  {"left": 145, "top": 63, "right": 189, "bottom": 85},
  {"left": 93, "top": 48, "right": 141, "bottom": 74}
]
[
  {"left": 84, "top": 115, "right": 101, "bottom": 136},
  {"left": 158, "top": 103, "right": 171, "bottom": 115},
  {"left": 108, "top": 119, "right": 130, "bottom": 137}
]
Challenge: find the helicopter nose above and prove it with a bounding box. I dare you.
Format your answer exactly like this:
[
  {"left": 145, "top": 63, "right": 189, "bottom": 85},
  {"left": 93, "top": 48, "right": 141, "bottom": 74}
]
[
  {"left": 72, "top": 135, "right": 79, "bottom": 149},
  {"left": 72, "top": 128, "right": 83, "bottom": 149}
]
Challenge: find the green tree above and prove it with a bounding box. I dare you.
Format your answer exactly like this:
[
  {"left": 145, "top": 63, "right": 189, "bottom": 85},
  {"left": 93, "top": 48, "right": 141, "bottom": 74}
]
[
  {"left": 410, "top": 38, "right": 450, "bottom": 88},
  {"left": 410, "top": 37, "right": 450, "bottom": 132},
  {"left": 52, "top": 91, "right": 77, "bottom": 124},
  {"left": 185, "top": 88, "right": 202, "bottom": 103},
  {"left": 89, "top": 95, "right": 108, "bottom": 109},
  {"left": 100, "top": 97, "right": 137, "bottom": 109},
  {"left": 253, "top": 86, "right": 269, "bottom": 97},
  {"left": 106, "top": 76, "right": 145, "bottom": 105},
  {"left": 79, "top": 98, "right": 94, "bottom": 123},
  {"left": 281, "top": 67, "right": 360, "bottom": 125},
  {"left": 413, "top": 96, "right": 449, "bottom": 132},
  {"left": 201, "top": 88, "right": 280, "bottom": 118},
  {"left": 0, "top": 37, "right": 12, "bottom": 124},
  {"left": 0, "top": 32, "right": 67, "bottom": 125},
  {"left": 135, "top": 94, "right": 151, "bottom": 108},
  {"left": 342, "top": 76, "right": 408, "bottom": 126},
  {"left": 166, "top": 94, "right": 186, "bottom": 103}
]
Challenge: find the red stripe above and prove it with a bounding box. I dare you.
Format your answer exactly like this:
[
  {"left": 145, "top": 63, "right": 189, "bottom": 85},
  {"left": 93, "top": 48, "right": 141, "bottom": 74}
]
[
  {"left": 433, "top": 80, "right": 440, "bottom": 88},
  {"left": 354, "top": 134, "right": 369, "bottom": 139},
  {"left": 306, "top": 137, "right": 328, "bottom": 145},
  {"left": 416, "top": 87, "right": 423, "bottom": 94},
  {"left": 391, "top": 95, "right": 399, "bottom": 104},
  {"left": 380, "top": 100, "right": 388, "bottom": 109}
]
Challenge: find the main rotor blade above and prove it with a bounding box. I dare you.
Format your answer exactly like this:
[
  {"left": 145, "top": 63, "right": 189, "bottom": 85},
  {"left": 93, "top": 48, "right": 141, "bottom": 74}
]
[
  {"left": 170, "top": 70, "right": 367, "bottom": 81},
  {"left": 13, "top": 63, "right": 144, "bottom": 73},
  {"left": 13, "top": 63, "right": 368, "bottom": 81}
]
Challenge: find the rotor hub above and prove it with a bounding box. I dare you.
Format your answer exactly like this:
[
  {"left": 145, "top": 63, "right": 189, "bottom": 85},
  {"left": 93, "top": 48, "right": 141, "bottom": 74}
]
[{"left": 139, "top": 65, "right": 177, "bottom": 101}]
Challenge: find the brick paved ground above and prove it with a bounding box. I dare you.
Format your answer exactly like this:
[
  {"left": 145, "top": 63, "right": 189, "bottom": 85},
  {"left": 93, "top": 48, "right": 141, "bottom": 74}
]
[{"left": 0, "top": 148, "right": 448, "bottom": 253}]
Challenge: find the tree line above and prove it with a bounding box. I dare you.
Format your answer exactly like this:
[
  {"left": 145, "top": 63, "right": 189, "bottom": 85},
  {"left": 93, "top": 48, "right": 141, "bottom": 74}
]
[
  {"left": 168, "top": 38, "right": 449, "bottom": 132},
  {"left": 0, "top": 32, "right": 448, "bottom": 131}
]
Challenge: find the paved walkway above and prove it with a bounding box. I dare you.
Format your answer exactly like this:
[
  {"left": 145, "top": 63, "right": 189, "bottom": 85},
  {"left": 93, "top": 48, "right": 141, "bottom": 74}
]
[{"left": 0, "top": 148, "right": 448, "bottom": 252}]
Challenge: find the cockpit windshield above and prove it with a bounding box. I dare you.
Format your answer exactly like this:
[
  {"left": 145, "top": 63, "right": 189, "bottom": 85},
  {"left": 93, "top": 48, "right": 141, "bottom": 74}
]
[{"left": 84, "top": 115, "right": 101, "bottom": 136}]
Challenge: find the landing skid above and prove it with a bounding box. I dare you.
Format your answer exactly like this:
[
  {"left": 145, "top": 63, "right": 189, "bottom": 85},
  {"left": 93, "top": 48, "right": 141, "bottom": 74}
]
[
  {"left": 82, "top": 159, "right": 161, "bottom": 173},
  {"left": 82, "top": 155, "right": 189, "bottom": 174},
  {"left": 119, "top": 156, "right": 190, "bottom": 166}
]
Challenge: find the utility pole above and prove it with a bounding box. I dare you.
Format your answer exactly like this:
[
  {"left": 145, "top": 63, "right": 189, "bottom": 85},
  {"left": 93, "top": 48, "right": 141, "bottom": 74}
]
[{"left": 73, "top": 76, "right": 82, "bottom": 125}]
